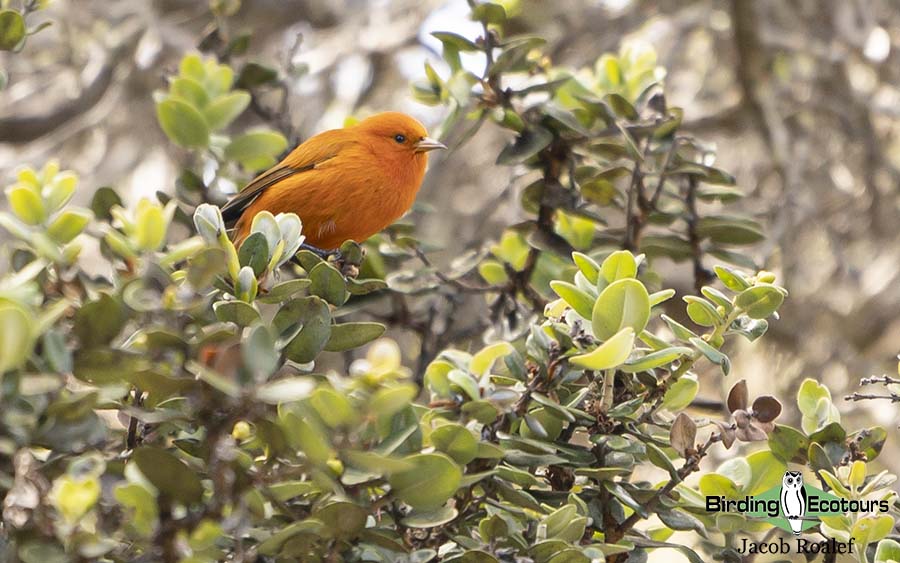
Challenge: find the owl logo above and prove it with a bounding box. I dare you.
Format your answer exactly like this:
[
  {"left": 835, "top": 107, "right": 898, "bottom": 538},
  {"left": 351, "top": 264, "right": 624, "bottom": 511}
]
[{"left": 780, "top": 471, "right": 807, "bottom": 535}]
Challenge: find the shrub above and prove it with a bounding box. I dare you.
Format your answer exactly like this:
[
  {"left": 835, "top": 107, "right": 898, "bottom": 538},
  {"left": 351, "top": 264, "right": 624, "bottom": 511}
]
[{"left": 0, "top": 2, "right": 895, "bottom": 563}]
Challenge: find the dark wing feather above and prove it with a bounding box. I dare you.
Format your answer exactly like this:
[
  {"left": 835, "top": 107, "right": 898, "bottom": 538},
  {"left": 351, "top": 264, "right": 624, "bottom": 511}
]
[
  {"left": 220, "top": 164, "right": 314, "bottom": 226},
  {"left": 220, "top": 128, "right": 352, "bottom": 228}
]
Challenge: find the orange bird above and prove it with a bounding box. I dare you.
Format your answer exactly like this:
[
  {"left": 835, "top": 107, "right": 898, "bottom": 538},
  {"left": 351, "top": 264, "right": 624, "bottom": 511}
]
[{"left": 222, "top": 112, "right": 445, "bottom": 251}]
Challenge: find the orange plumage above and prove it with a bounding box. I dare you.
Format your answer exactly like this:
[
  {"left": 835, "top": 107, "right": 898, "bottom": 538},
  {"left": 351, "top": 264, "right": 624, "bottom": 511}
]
[{"left": 222, "top": 112, "right": 445, "bottom": 250}]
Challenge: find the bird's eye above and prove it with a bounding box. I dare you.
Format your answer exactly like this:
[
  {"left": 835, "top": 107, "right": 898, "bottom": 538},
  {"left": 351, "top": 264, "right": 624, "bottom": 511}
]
[{"left": 394, "top": 134, "right": 406, "bottom": 144}]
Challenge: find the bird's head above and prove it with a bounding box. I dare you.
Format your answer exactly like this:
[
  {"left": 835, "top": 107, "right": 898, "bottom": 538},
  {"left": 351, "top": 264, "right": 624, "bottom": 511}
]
[{"left": 355, "top": 112, "right": 446, "bottom": 163}]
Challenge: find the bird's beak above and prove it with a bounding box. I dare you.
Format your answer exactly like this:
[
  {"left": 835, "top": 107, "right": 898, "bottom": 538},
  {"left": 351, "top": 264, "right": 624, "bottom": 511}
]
[{"left": 415, "top": 137, "right": 447, "bottom": 153}]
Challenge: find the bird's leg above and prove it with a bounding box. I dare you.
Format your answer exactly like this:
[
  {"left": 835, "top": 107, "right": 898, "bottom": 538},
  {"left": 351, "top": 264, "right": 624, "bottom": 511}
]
[
  {"left": 290, "top": 241, "right": 362, "bottom": 279},
  {"left": 290, "top": 243, "right": 342, "bottom": 270},
  {"left": 299, "top": 243, "right": 342, "bottom": 260}
]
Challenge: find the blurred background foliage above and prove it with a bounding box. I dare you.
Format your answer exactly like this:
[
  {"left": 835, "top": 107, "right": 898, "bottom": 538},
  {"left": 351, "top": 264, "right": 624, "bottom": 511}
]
[{"left": 2, "top": 0, "right": 900, "bottom": 562}]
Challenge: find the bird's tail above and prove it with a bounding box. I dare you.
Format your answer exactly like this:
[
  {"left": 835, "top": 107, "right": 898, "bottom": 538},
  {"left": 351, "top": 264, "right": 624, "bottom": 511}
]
[{"left": 789, "top": 517, "right": 802, "bottom": 535}]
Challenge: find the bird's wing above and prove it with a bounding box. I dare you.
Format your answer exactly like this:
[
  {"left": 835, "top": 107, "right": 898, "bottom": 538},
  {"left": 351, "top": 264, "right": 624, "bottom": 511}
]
[{"left": 220, "top": 129, "right": 351, "bottom": 226}]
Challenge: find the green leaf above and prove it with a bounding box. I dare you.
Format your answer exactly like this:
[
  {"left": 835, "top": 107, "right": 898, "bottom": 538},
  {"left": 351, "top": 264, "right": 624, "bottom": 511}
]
[
  {"left": 767, "top": 424, "right": 809, "bottom": 463},
  {"left": 661, "top": 373, "right": 699, "bottom": 411},
  {"left": 132, "top": 447, "right": 203, "bottom": 503},
  {"left": 670, "top": 162, "right": 736, "bottom": 185},
  {"left": 281, "top": 414, "right": 333, "bottom": 463},
  {"left": 683, "top": 296, "right": 721, "bottom": 327},
  {"left": 0, "top": 9, "right": 26, "bottom": 51},
  {"left": 236, "top": 62, "right": 279, "bottom": 88},
  {"left": 570, "top": 327, "right": 634, "bottom": 370},
  {"left": 256, "top": 520, "right": 323, "bottom": 556},
  {"left": 640, "top": 234, "right": 693, "bottom": 262},
  {"left": 660, "top": 314, "right": 699, "bottom": 341},
  {"left": 114, "top": 483, "right": 158, "bottom": 537},
  {"left": 496, "top": 126, "right": 553, "bottom": 165},
  {"left": 605, "top": 481, "right": 647, "bottom": 517},
  {"left": 744, "top": 450, "right": 786, "bottom": 495},
  {"left": 600, "top": 250, "right": 638, "bottom": 282},
  {"left": 267, "top": 480, "right": 316, "bottom": 502},
  {"left": 735, "top": 284, "right": 786, "bottom": 319},
  {"left": 696, "top": 215, "right": 764, "bottom": 245},
  {"left": 202, "top": 91, "right": 251, "bottom": 131},
  {"left": 345, "top": 277, "right": 388, "bottom": 296},
  {"left": 206, "top": 62, "right": 235, "bottom": 95},
  {"left": 315, "top": 501, "right": 368, "bottom": 539},
  {"left": 256, "top": 279, "right": 310, "bottom": 303},
  {"left": 448, "top": 369, "right": 480, "bottom": 401},
  {"left": 7, "top": 185, "right": 46, "bottom": 224},
  {"left": 797, "top": 378, "right": 831, "bottom": 415},
  {"left": 344, "top": 451, "right": 413, "bottom": 476},
  {"left": 134, "top": 200, "right": 167, "bottom": 251},
  {"left": 156, "top": 99, "right": 210, "bottom": 148},
  {"left": 74, "top": 294, "right": 126, "bottom": 348},
  {"left": 238, "top": 232, "right": 269, "bottom": 276},
  {"left": 46, "top": 208, "right": 92, "bottom": 244},
  {"left": 42, "top": 330, "right": 71, "bottom": 373},
  {"left": 90, "top": 187, "right": 122, "bottom": 221},
  {"left": 369, "top": 384, "right": 417, "bottom": 421},
  {"left": 309, "top": 262, "right": 348, "bottom": 306},
  {"left": 689, "top": 337, "right": 730, "bottom": 375},
  {"left": 728, "top": 316, "right": 769, "bottom": 341},
  {"left": 213, "top": 300, "right": 261, "bottom": 326},
  {"left": 169, "top": 77, "right": 209, "bottom": 108},
  {"left": 0, "top": 301, "right": 34, "bottom": 373},
  {"left": 572, "top": 252, "right": 600, "bottom": 283},
  {"left": 649, "top": 288, "right": 676, "bottom": 307},
  {"left": 520, "top": 407, "right": 563, "bottom": 440},
  {"left": 324, "top": 322, "right": 385, "bottom": 352},
  {"left": 622, "top": 346, "right": 692, "bottom": 373},
  {"left": 530, "top": 393, "right": 576, "bottom": 422},
  {"left": 50, "top": 475, "right": 100, "bottom": 522},
  {"left": 225, "top": 130, "right": 289, "bottom": 171},
  {"left": 275, "top": 297, "right": 332, "bottom": 363},
  {"left": 470, "top": 2, "right": 506, "bottom": 24},
  {"left": 699, "top": 473, "right": 740, "bottom": 499},
  {"left": 431, "top": 424, "right": 478, "bottom": 464},
  {"left": 646, "top": 442, "right": 679, "bottom": 480},
  {"left": 403, "top": 506, "right": 458, "bottom": 529},
  {"left": 74, "top": 349, "right": 149, "bottom": 385},
  {"left": 657, "top": 509, "right": 707, "bottom": 537},
  {"left": 388, "top": 453, "right": 462, "bottom": 511},
  {"left": 46, "top": 173, "right": 78, "bottom": 211},
  {"left": 592, "top": 278, "right": 651, "bottom": 340},
  {"left": 875, "top": 539, "right": 900, "bottom": 563},
  {"left": 545, "top": 505, "right": 587, "bottom": 542},
  {"left": 713, "top": 265, "right": 751, "bottom": 291},
  {"left": 179, "top": 54, "right": 206, "bottom": 81},
  {"left": 700, "top": 286, "right": 732, "bottom": 309},
  {"left": 807, "top": 442, "right": 832, "bottom": 473},
  {"left": 431, "top": 32, "right": 480, "bottom": 52},
  {"left": 308, "top": 387, "right": 355, "bottom": 428},
  {"left": 854, "top": 426, "right": 887, "bottom": 461},
  {"left": 605, "top": 93, "right": 638, "bottom": 120},
  {"left": 550, "top": 281, "right": 594, "bottom": 319},
  {"left": 470, "top": 342, "right": 515, "bottom": 376}
]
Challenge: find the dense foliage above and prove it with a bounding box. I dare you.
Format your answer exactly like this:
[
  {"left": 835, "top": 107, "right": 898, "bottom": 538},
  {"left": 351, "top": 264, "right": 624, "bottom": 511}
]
[{"left": 1, "top": 2, "right": 897, "bottom": 563}]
